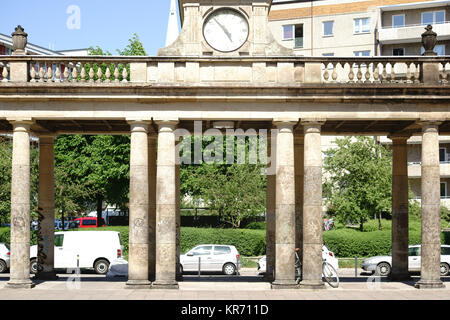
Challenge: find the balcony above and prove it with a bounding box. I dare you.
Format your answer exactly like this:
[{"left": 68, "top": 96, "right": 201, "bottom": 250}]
[
  {"left": 379, "top": 22, "right": 450, "bottom": 44},
  {"left": 408, "top": 162, "right": 450, "bottom": 178}
]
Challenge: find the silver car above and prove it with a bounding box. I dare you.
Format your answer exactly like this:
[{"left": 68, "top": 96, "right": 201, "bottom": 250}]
[
  {"left": 0, "top": 243, "right": 10, "bottom": 273},
  {"left": 361, "top": 244, "right": 450, "bottom": 276}
]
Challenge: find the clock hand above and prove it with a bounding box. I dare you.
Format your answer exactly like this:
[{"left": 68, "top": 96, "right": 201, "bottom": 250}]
[{"left": 213, "top": 18, "right": 233, "bottom": 42}]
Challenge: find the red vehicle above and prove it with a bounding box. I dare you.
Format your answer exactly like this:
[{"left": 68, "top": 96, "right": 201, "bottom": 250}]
[{"left": 74, "top": 217, "right": 106, "bottom": 228}]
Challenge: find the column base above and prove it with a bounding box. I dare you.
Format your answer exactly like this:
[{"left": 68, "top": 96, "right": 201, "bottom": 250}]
[
  {"left": 415, "top": 279, "right": 445, "bottom": 289},
  {"left": 263, "top": 273, "right": 274, "bottom": 282},
  {"left": 5, "top": 280, "right": 35, "bottom": 289},
  {"left": 34, "top": 271, "right": 59, "bottom": 281},
  {"left": 152, "top": 280, "right": 179, "bottom": 289},
  {"left": 271, "top": 280, "right": 298, "bottom": 289},
  {"left": 388, "top": 272, "right": 412, "bottom": 282},
  {"left": 299, "top": 279, "right": 326, "bottom": 290},
  {"left": 125, "top": 280, "right": 152, "bottom": 289}
]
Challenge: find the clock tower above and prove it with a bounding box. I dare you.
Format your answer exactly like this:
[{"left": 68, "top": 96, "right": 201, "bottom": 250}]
[{"left": 158, "top": 0, "right": 292, "bottom": 56}]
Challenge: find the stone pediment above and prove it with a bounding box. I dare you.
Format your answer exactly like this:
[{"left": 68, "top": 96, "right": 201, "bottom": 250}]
[{"left": 158, "top": 0, "right": 292, "bottom": 57}]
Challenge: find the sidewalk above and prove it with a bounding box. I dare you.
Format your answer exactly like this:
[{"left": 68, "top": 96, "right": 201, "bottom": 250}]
[{"left": 0, "top": 269, "right": 448, "bottom": 300}]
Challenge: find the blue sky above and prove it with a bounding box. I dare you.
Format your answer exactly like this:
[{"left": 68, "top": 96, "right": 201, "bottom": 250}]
[{"left": 0, "top": 0, "right": 179, "bottom": 55}]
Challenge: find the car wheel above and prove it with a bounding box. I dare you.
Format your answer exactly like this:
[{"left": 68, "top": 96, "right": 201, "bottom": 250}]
[
  {"left": 0, "top": 260, "right": 7, "bottom": 273},
  {"left": 376, "top": 262, "right": 391, "bottom": 276},
  {"left": 94, "top": 259, "right": 110, "bottom": 275},
  {"left": 30, "top": 259, "right": 38, "bottom": 274},
  {"left": 223, "top": 263, "right": 236, "bottom": 275},
  {"left": 440, "top": 263, "right": 449, "bottom": 276}
]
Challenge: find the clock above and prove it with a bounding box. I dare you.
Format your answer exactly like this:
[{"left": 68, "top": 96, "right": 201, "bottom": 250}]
[{"left": 203, "top": 8, "right": 249, "bottom": 52}]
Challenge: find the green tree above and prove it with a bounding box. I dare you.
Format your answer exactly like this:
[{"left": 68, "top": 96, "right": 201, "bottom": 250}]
[
  {"left": 324, "top": 136, "right": 392, "bottom": 231},
  {"left": 116, "top": 33, "right": 148, "bottom": 56}
]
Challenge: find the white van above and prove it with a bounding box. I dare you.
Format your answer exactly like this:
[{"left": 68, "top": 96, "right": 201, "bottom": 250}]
[{"left": 30, "top": 231, "right": 123, "bottom": 275}]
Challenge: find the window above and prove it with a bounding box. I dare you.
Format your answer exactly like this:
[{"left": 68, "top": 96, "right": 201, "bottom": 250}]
[
  {"left": 322, "top": 53, "right": 334, "bottom": 56},
  {"left": 82, "top": 219, "right": 96, "bottom": 226},
  {"left": 191, "top": 246, "right": 212, "bottom": 256},
  {"left": 282, "top": 24, "right": 303, "bottom": 48},
  {"left": 441, "top": 182, "right": 447, "bottom": 198},
  {"left": 54, "top": 234, "right": 64, "bottom": 247},
  {"left": 392, "top": 14, "right": 405, "bottom": 28},
  {"left": 323, "top": 21, "right": 334, "bottom": 36},
  {"left": 422, "top": 10, "right": 445, "bottom": 25},
  {"left": 214, "top": 246, "right": 231, "bottom": 255},
  {"left": 441, "top": 247, "right": 450, "bottom": 256},
  {"left": 440, "top": 148, "right": 446, "bottom": 162},
  {"left": 393, "top": 48, "right": 405, "bottom": 56},
  {"left": 354, "top": 50, "right": 371, "bottom": 57},
  {"left": 408, "top": 247, "right": 420, "bottom": 256},
  {"left": 421, "top": 44, "right": 445, "bottom": 56},
  {"left": 354, "top": 18, "right": 371, "bottom": 34}
]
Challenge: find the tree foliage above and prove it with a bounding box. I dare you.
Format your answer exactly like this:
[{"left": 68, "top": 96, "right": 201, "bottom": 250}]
[{"left": 324, "top": 137, "right": 392, "bottom": 231}]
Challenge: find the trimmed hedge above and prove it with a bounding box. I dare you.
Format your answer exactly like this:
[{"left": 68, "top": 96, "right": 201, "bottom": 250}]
[{"left": 244, "top": 222, "right": 266, "bottom": 230}]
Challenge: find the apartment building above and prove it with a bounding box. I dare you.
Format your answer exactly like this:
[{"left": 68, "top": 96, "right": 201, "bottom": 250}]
[{"left": 269, "top": 0, "right": 450, "bottom": 207}]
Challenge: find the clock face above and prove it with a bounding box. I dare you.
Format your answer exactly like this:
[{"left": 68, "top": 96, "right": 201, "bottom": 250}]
[{"left": 203, "top": 8, "right": 249, "bottom": 52}]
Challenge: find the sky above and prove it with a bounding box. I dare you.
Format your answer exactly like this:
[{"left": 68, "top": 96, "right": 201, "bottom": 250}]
[{"left": 0, "top": 0, "right": 179, "bottom": 56}]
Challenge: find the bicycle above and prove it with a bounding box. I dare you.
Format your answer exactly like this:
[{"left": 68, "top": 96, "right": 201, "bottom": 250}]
[{"left": 295, "top": 248, "right": 340, "bottom": 288}]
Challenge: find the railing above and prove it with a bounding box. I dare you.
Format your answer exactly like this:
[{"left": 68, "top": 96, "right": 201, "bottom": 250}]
[
  {"left": 0, "top": 55, "right": 448, "bottom": 85},
  {"left": 381, "top": 21, "right": 450, "bottom": 29}
]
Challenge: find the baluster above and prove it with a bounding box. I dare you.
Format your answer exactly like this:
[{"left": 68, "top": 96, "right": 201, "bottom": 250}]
[
  {"left": 381, "top": 63, "right": 388, "bottom": 83},
  {"left": 414, "top": 63, "right": 420, "bottom": 84},
  {"left": 122, "top": 63, "right": 128, "bottom": 83},
  {"left": 63, "top": 63, "right": 69, "bottom": 82},
  {"left": 29, "top": 63, "right": 36, "bottom": 83},
  {"left": 80, "top": 63, "right": 86, "bottom": 82},
  {"left": 348, "top": 63, "right": 355, "bottom": 83},
  {"left": 46, "top": 63, "right": 53, "bottom": 82},
  {"left": 38, "top": 63, "right": 45, "bottom": 83},
  {"left": 88, "top": 63, "right": 95, "bottom": 83},
  {"left": 323, "top": 63, "right": 330, "bottom": 82},
  {"left": 356, "top": 63, "right": 363, "bottom": 83},
  {"left": 390, "top": 62, "right": 396, "bottom": 83},
  {"left": 55, "top": 63, "right": 61, "bottom": 82},
  {"left": 96, "top": 63, "right": 103, "bottom": 83},
  {"left": 114, "top": 63, "right": 120, "bottom": 82},
  {"left": 406, "top": 63, "right": 412, "bottom": 84},
  {"left": 331, "top": 63, "right": 338, "bottom": 82},
  {"left": 71, "top": 63, "right": 78, "bottom": 82},
  {"left": 1, "top": 62, "right": 9, "bottom": 82},
  {"left": 373, "top": 63, "right": 380, "bottom": 83},
  {"left": 364, "top": 63, "right": 371, "bottom": 83},
  {"left": 105, "top": 64, "right": 111, "bottom": 83}
]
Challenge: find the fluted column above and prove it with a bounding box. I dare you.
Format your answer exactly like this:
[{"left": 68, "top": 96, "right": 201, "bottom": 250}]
[
  {"left": 300, "top": 120, "right": 325, "bottom": 289},
  {"left": 265, "top": 133, "right": 276, "bottom": 281},
  {"left": 35, "top": 135, "right": 58, "bottom": 281},
  {"left": 415, "top": 122, "right": 445, "bottom": 289},
  {"left": 294, "top": 134, "right": 304, "bottom": 259},
  {"left": 153, "top": 120, "right": 179, "bottom": 289},
  {"left": 126, "top": 121, "right": 151, "bottom": 289},
  {"left": 271, "top": 120, "right": 297, "bottom": 289},
  {"left": 389, "top": 135, "right": 411, "bottom": 281},
  {"left": 148, "top": 133, "right": 157, "bottom": 282},
  {"left": 6, "top": 121, "right": 35, "bottom": 289}
]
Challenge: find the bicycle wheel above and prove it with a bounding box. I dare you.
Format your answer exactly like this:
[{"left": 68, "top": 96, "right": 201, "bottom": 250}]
[{"left": 322, "top": 262, "right": 339, "bottom": 288}]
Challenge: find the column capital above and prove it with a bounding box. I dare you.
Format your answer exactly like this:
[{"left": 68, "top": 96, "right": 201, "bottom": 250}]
[
  {"left": 273, "top": 119, "right": 298, "bottom": 130},
  {"left": 38, "top": 134, "right": 56, "bottom": 145},
  {"left": 301, "top": 118, "right": 326, "bottom": 127},
  {"left": 8, "top": 119, "right": 34, "bottom": 131},
  {"left": 418, "top": 120, "right": 443, "bottom": 128},
  {"left": 128, "top": 120, "right": 151, "bottom": 133},
  {"left": 387, "top": 133, "right": 411, "bottom": 142},
  {"left": 154, "top": 119, "right": 179, "bottom": 131}
]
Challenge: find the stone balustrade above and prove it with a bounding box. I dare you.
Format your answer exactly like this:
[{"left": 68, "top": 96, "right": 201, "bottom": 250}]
[{"left": 0, "top": 55, "right": 448, "bottom": 85}]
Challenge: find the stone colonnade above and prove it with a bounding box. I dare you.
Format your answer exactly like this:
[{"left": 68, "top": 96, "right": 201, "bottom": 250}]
[{"left": 4, "top": 119, "right": 445, "bottom": 289}]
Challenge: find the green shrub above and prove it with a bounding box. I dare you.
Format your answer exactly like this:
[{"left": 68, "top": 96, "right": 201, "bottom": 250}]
[{"left": 245, "top": 222, "right": 266, "bottom": 230}]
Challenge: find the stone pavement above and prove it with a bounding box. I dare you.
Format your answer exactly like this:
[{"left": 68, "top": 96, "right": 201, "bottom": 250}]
[{"left": 0, "top": 268, "right": 449, "bottom": 300}]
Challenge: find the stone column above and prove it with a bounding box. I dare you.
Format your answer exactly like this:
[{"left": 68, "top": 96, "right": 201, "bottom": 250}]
[
  {"left": 415, "top": 122, "right": 445, "bottom": 289},
  {"left": 148, "top": 133, "right": 157, "bottom": 282},
  {"left": 389, "top": 135, "right": 411, "bottom": 281},
  {"left": 300, "top": 120, "right": 325, "bottom": 289},
  {"left": 294, "top": 134, "right": 304, "bottom": 259},
  {"left": 35, "top": 135, "right": 58, "bottom": 280},
  {"left": 126, "top": 121, "right": 151, "bottom": 289},
  {"left": 6, "top": 121, "right": 35, "bottom": 289},
  {"left": 175, "top": 150, "right": 182, "bottom": 281},
  {"left": 271, "top": 120, "right": 297, "bottom": 289},
  {"left": 153, "top": 120, "right": 179, "bottom": 289},
  {"left": 265, "top": 133, "right": 276, "bottom": 281}
]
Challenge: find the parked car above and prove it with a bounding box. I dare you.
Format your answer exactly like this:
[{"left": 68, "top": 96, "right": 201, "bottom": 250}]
[
  {"left": 361, "top": 244, "right": 450, "bottom": 276},
  {"left": 74, "top": 217, "right": 105, "bottom": 228},
  {"left": 180, "top": 244, "right": 241, "bottom": 275},
  {"left": 30, "top": 231, "right": 123, "bottom": 274},
  {"left": 257, "top": 245, "right": 339, "bottom": 273},
  {"left": 0, "top": 243, "right": 10, "bottom": 273}
]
